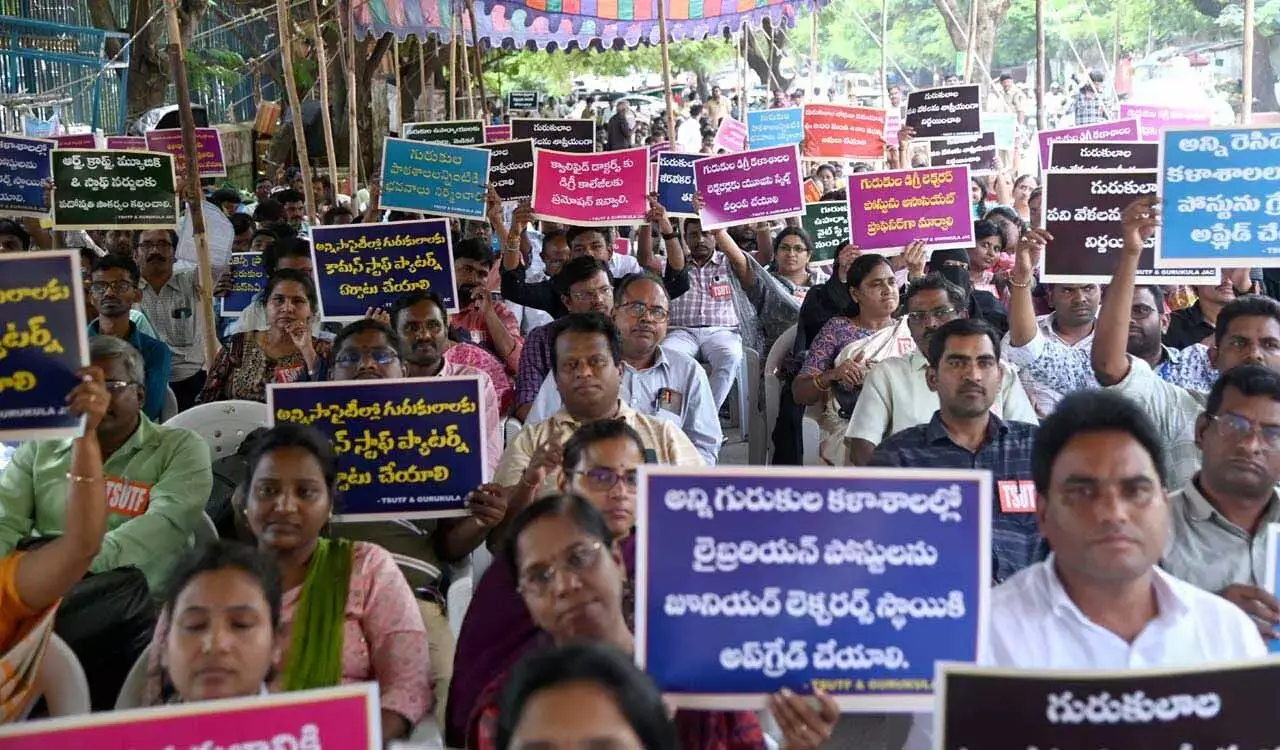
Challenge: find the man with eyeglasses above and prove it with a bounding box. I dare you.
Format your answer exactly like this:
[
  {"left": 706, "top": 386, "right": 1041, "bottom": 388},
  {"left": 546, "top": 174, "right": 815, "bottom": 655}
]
[
  {"left": 1161, "top": 365, "right": 1280, "bottom": 643},
  {"left": 133, "top": 228, "right": 207, "bottom": 411},
  {"left": 86, "top": 255, "right": 172, "bottom": 421},
  {"left": 844, "top": 273, "right": 1037, "bottom": 466},
  {"left": 525, "top": 273, "right": 722, "bottom": 464}
]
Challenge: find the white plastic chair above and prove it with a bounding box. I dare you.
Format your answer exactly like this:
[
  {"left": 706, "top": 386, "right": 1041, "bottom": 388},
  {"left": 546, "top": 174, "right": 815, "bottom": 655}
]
[
  {"left": 164, "top": 400, "right": 270, "bottom": 461},
  {"left": 502, "top": 417, "right": 524, "bottom": 449},
  {"left": 759, "top": 326, "right": 797, "bottom": 465},
  {"left": 37, "top": 634, "right": 90, "bottom": 716},
  {"left": 391, "top": 553, "right": 444, "bottom": 587},
  {"left": 188, "top": 511, "right": 219, "bottom": 549},
  {"left": 115, "top": 642, "right": 151, "bottom": 710},
  {"left": 160, "top": 386, "right": 179, "bottom": 422}
]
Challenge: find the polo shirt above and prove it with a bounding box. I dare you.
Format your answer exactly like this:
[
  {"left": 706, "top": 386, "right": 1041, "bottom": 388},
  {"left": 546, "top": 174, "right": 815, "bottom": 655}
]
[
  {"left": 1162, "top": 479, "right": 1280, "bottom": 594},
  {"left": 87, "top": 319, "right": 173, "bottom": 421}
]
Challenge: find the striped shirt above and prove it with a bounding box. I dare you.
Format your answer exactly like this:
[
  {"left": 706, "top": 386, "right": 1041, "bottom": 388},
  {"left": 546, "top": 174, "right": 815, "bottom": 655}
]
[
  {"left": 668, "top": 252, "right": 740, "bottom": 329},
  {"left": 136, "top": 268, "right": 206, "bottom": 381}
]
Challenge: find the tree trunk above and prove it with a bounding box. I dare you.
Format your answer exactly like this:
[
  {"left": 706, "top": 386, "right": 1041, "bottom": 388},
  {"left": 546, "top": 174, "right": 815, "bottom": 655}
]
[
  {"left": 745, "top": 22, "right": 794, "bottom": 94},
  {"left": 932, "top": 0, "right": 1010, "bottom": 100},
  {"left": 1253, "top": 30, "right": 1279, "bottom": 113}
]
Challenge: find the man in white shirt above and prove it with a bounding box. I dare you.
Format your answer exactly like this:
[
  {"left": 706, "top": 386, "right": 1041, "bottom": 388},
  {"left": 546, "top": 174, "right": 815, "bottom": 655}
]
[
  {"left": 845, "top": 274, "right": 1037, "bottom": 466},
  {"left": 904, "top": 388, "right": 1266, "bottom": 749},
  {"left": 568, "top": 226, "right": 642, "bottom": 279},
  {"left": 677, "top": 104, "right": 704, "bottom": 153}
]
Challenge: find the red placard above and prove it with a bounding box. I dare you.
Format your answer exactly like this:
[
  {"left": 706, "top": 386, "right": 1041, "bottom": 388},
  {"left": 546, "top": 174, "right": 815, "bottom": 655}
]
[{"left": 802, "top": 104, "right": 886, "bottom": 160}]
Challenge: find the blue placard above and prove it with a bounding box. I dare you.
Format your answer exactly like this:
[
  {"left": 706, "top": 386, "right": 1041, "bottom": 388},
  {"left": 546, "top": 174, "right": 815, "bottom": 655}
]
[
  {"left": 379, "top": 137, "right": 490, "bottom": 220},
  {"left": 267, "top": 377, "right": 486, "bottom": 520},
  {"left": 747, "top": 107, "right": 804, "bottom": 150},
  {"left": 636, "top": 466, "right": 992, "bottom": 711},
  {"left": 655, "top": 152, "right": 700, "bottom": 219},
  {"left": 0, "top": 251, "right": 91, "bottom": 441},
  {"left": 0, "top": 134, "right": 53, "bottom": 217},
  {"left": 1157, "top": 127, "right": 1280, "bottom": 267},
  {"left": 310, "top": 219, "right": 457, "bottom": 322},
  {"left": 219, "top": 252, "right": 264, "bottom": 318}
]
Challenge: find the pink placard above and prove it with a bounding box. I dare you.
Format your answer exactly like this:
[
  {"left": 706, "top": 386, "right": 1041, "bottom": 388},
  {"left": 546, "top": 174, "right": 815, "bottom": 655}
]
[
  {"left": 1119, "top": 103, "right": 1213, "bottom": 141},
  {"left": 885, "top": 110, "right": 903, "bottom": 147},
  {"left": 485, "top": 124, "right": 512, "bottom": 142},
  {"left": 144, "top": 127, "right": 227, "bottom": 177},
  {"left": 1037, "top": 118, "right": 1140, "bottom": 169},
  {"left": 531, "top": 146, "right": 649, "bottom": 226},
  {"left": 51, "top": 133, "right": 97, "bottom": 149},
  {"left": 713, "top": 117, "right": 748, "bottom": 153},
  {"left": 614, "top": 237, "right": 632, "bottom": 255},
  {"left": 105, "top": 136, "right": 146, "bottom": 150},
  {"left": 0, "top": 684, "right": 380, "bottom": 748}
]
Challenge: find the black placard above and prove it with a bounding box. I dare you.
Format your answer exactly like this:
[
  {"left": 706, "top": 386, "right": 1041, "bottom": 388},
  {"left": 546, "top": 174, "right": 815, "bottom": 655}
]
[
  {"left": 905, "top": 85, "right": 982, "bottom": 140},
  {"left": 511, "top": 118, "right": 596, "bottom": 154},
  {"left": 1048, "top": 140, "right": 1160, "bottom": 170},
  {"left": 478, "top": 139, "right": 534, "bottom": 201},
  {"left": 929, "top": 131, "right": 998, "bottom": 173},
  {"left": 507, "top": 91, "right": 540, "bottom": 112}
]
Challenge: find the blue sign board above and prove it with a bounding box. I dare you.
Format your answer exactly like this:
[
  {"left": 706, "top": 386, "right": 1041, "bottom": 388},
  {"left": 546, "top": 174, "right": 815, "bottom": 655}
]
[
  {"left": 219, "top": 252, "right": 264, "bottom": 318},
  {"left": 636, "top": 465, "right": 992, "bottom": 711},
  {"left": 267, "top": 377, "right": 486, "bottom": 520},
  {"left": 747, "top": 108, "right": 804, "bottom": 150},
  {"left": 0, "top": 251, "right": 91, "bottom": 441},
  {"left": 310, "top": 219, "right": 457, "bottom": 322},
  {"left": 0, "top": 134, "right": 53, "bottom": 217},
  {"left": 1157, "top": 127, "right": 1280, "bottom": 267},
  {"left": 379, "top": 137, "right": 490, "bottom": 220},
  {"left": 655, "top": 152, "right": 700, "bottom": 219}
]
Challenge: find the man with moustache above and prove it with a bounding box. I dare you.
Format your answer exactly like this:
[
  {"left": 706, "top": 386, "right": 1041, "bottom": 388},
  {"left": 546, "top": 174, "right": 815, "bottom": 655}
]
[
  {"left": 134, "top": 228, "right": 207, "bottom": 410},
  {"left": 525, "top": 272, "right": 722, "bottom": 465},
  {"left": 86, "top": 255, "right": 172, "bottom": 421}
]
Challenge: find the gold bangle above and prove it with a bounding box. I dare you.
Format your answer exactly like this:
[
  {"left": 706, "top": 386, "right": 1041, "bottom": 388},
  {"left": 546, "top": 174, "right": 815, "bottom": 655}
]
[
  {"left": 813, "top": 373, "right": 831, "bottom": 393},
  {"left": 66, "top": 473, "right": 101, "bottom": 484},
  {"left": 1009, "top": 277, "right": 1033, "bottom": 289}
]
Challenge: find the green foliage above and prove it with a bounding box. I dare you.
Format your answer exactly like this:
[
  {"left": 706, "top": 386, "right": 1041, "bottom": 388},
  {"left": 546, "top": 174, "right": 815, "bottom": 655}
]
[{"left": 183, "top": 48, "right": 249, "bottom": 92}]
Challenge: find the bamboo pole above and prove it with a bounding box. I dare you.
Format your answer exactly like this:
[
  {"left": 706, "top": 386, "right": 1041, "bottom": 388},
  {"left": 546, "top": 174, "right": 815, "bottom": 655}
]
[
  {"left": 1035, "top": 0, "right": 1045, "bottom": 131},
  {"left": 656, "top": 0, "right": 677, "bottom": 143},
  {"left": 963, "top": 0, "right": 978, "bottom": 83},
  {"left": 346, "top": 0, "right": 358, "bottom": 195},
  {"left": 309, "top": 0, "right": 339, "bottom": 206},
  {"left": 879, "top": 0, "right": 887, "bottom": 108},
  {"left": 276, "top": 0, "right": 318, "bottom": 223},
  {"left": 163, "top": 0, "right": 218, "bottom": 366},
  {"left": 807, "top": 0, "right": 818, "bottom": 99},
  {"left": 393, "top": 40, "right": 403, "bottom": 129},
  {"left": 448, "top": 6, "right": 458, "bottom": 120},
  {"left": 458, "top": 23, "right": 474, "bottom": 119},
  {"left": 418, "top": 38, "right": 429, "bottom": 120},
  {"left": 466, "top": 0, "right": 487, "bottom": 120},
  {"left": 1242, "top": 0, "right": 1255, "bottom": 123}
]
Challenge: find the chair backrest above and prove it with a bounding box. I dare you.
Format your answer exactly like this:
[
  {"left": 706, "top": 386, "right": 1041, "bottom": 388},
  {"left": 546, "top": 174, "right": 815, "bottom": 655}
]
[
  {"left": 160, "top": 387, "right": 179, "bottom": 423},
  {"left": 189, "top": 511, "right": 219, "bottom": 549},
  {"left": 38, "top": 634, "right": 90, "bottom": 716},
  {"left": 164, "top": 400, "right": 270, "bottom": 461},
  {"left": 114, "top": 642, "right": 152, "bottom": 710},
  {"left": 762, "top": 325, "right": 798, "bottom": 464}
]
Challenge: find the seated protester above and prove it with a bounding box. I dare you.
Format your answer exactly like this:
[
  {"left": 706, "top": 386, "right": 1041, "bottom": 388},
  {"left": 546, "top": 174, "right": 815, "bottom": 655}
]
[
  {"left": 229, "top": 212, "right": 254, "bottom": 253},
  {"left": 902, "top": 389, "right": 1267, "bottom": 750},
  {"left": 845, "top": 274, "right": 1037, "bottom": 466},
  {"left": 390, "top": 291, "right": 514, "bottom": 413},
  {"left": 450, "top": 238, "right": 524, "bottom": 376},
  {"left": 253, "top": 197, "right": 285, "bottom": 228},
  {"left": 0, "top": 371, "right": 109, "bottom": 721},
  {"left": 930, "top": 247, "right": 1011, "bottom": 335},
  {"left": 528, "top": 273, "right": 722, "bottom": 465},
  {"left": 0, "top": 218, "right": 31, "bottom": 254},
  {"left": 1004, "top": 232, "right": 1215, "bottom": 416},
  {"left": 468, "top": 495, "right": 840, "bottom": 749},
  {"left": 87, "top": 255, "right": 172, "bottom": 421},
  {"left": 768, "top": 228, "right": 829, "bottom": 303},
  {"left": 0, "top": 336, "right": 212, "bottom": 592},
  {"left": 496, "top": 643, "right": 678, "bottom": 750},
  {"left": 967, "top": 219, "right": 1005, "bottom": 296},
  {"left": 197, "top": 269, "right": 333, "bottom": 404},
  {"left": 512, "top": 257, "right": 615, "bottom": 422},
  {"left": 222, "top": 234, "right": 335, "bottom": 341},
  {"left": 322, "top": 204, "right": 353, "bottom": 225},
  {"left": 133, "top": 228, "right": 208, "bottom": 411},
  {"left": 76, "top": 246, "right": 159, "bottom": 339},
  {"left": 275, "top": 188, "right": 308, "bottom": 233},
  {"left": 869, "top": 319, "right": 1046, "bottom": 583},
  {"left": 158, "top": 541, "right": 282, "bottom": 703},
  {"left": 1094, "top": 198, "right": 1280, "bottom": 491},
  {"left": 447, "top": 419, "right": 647, "bottom": 746},
  {"left": 1162, "top": 365, "right": 1280, "bottom": 641},
  {"left": 143, "top": 424, "right": 431, "bottom": 743},
  {"left": 1164, "top": 270, "right": 1252, "bottom": 350}
]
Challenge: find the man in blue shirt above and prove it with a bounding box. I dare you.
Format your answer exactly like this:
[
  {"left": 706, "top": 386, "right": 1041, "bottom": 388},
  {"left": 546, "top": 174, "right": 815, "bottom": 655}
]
[
  {"left": 86, "top": 255, "right": 172, "bottom": 421},
  {"left": 870, "top": 317, "right": 1046, "bottom": 583}
]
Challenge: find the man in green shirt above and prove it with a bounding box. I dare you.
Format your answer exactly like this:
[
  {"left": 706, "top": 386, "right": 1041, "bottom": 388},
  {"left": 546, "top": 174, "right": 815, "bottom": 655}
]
[{"left": 0, "top": 336, "right": 212, "bottom": 592}]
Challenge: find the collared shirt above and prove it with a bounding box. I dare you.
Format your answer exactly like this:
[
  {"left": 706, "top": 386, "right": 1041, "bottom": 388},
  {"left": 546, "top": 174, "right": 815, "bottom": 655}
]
[
  {"left": 669, "top": 253, "right": 740, "bottom": 330},
  {"left": 1165, "top": 301, "right": 1216, "bottom": 350},
  {"left": 1162, "top": 479, "right": 1280, "bottom": 594},
  {"left": 449, "top": 302, "right": 524, "bottom": 375},
  {"left": 445, "top": 342, "right": 514, "bottom": 414},
  {"left": 1106, "top": 355, "right": 1204, "bottom": 491},
  {"left": 0, "top": 416, "right": 213, "bottom": 591},
  {"left": 135, "top": 268, "right": 205, "bottom": 381},
  {"left": 1037, "top": 311, "right": 1094, "bottom": 350},
  {"left": 677, "top": 118, "right": 702, "bottom": 153},
  {"left": 1067, "top": 90, "right": 1110, "bottom": 125},
  {"left": 87, "top": 320, "right": 173, "bottom": 422},
  {"left": 494, "top": 401, "right": 704, "bottom": 492},
  {"left": 845, "top": 350, "right": 1039, "bottom": 446},
  {"left": 514, "top": 323, "right": 554, "bottom": 411},
  {"left": 869, "top": 412, "right": 1046, "bottom": 584},
  {"left": 526, "top": 346, "right": 723, "bottom": 465},
  {"left": 441, "top": 361, "right": 503, "bottom": 482}
]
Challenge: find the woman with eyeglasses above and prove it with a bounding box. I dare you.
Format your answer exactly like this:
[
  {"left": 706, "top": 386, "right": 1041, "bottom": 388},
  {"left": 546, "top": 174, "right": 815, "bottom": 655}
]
[
  {"left": 469, "top": 495, "right": 840, "bottom": 749},
  {"left": 770, "top": 228, "right": 829, "bottom": 303},
  {"left": 197, "top": 269, "right": 333, "bottom": 404},
  {"left": 446, "top": 419, "right": 645, "bottom": 747}
]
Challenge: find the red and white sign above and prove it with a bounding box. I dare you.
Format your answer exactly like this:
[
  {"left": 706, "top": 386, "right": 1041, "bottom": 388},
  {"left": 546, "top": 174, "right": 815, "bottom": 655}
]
[{"left": 802, "top": 104, "right": 886, "bottom": 160}]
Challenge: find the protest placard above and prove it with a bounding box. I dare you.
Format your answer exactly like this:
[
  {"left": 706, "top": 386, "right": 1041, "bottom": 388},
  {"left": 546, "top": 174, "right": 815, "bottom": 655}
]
[
  {"left": 905, "top": 85, "right": 981, "bottom": 140},
  {"left": 144, "top": 127, "right": 227, "bottom": 177},
  {"left": 693, "top": 145, "right": 804, "bottom": 231},
  {"left": 747, "top": 107, "right": 804, "bottom": 149},
  {"left": 51, "top": 133, "right": 97, "bottom": 149},
  {"left": 379, "top": 137, "right": 490, "bottom": 220},
  {"left": 929, "top": 132, "right": 998, "bottom": 174},
  {"left": 649, "top": 142, "right": 672, "bottom": 162},
  {"left": 0, "top": 251, "right": 90, "bottom": 441},
  {"left": 105, "top": 136, "right": 146, "bottom": 150},
  {"left": 485, "top": 124, "right": 512, "bottom": 143},
  {"left": 402, "top": 120, "right": 485, "bottom": 146},
  {"left": 1120, "top": 103, "right": 1213, "bottom": 141},
  {"left": 655, "top": 151, "right": 701, "bottom": 218},
  {"left": 802, "top": 104, "right": 886, "bottom": 160},
  {"left": 1157, "top": 127, "right": 1280, "bottom": 267},
  {"left": 847, "top": 166, "right": 974, "bottom": 254},
  {"left": 614, "top": 237, "right": 632, "bottom": 255},
  {"left": 311, "top": 219, "right": 456, "bottom": 320},
  {"left": 512, "top": 117, "right": 596, "bottom": 153},
  {"left": 1047, "top": 140, "right": 1159, "bottom": 170},
  {"left": 935, "top": 660, "right": 1280, "bottom": 749},
  {"left": 51, "top": 150, "right": 178, "bottom": 229},
  {"left": 0, "top": 134, "right": 52, "bottom": 217},
  {"left": 981, "top": 111, "right": 1017, "bottom": 150},
  {"left": 268, "top": 377, "right": 486, "bottom": 520},
  {"left": 636, "top": 465, "right": 991, "bottom": 711},
  {"left": 713, "top": 116, "right": 748, "bottom": 153},
  {"left": 219, "top": 252, "right": 265, "bottom": 318},
  {"left": 1041, "top": 170, "right": 1217, "bottom": 285},
  {"left": 531, "top": 146, "right": 648, "bottom": 226},
  {"left": 0, "top": 683, "right": 381, "bottom": 748},
  {"left": 478, "top": 139, "right": 534, "bottom": 202},
  {"left": 508, "top": 90, "right": 540, "bottom": 111},
  {"left": 801, "top": 201, "right": 852, "bottom": 264},
  {"left": 885, "top": 109, "right": 903, "bottom": 147},
  {"left": 1037, "top": 118, "right": 1141, "bottom": 169}
]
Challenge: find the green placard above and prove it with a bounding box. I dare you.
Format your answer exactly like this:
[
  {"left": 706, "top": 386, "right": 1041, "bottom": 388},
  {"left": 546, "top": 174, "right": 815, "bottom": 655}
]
[
  {"left": 802, "top": 200, "right": 851, "bottom": 263},
  {"left": 51, "top": 149, "right": 178, "bottom": 230}
]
